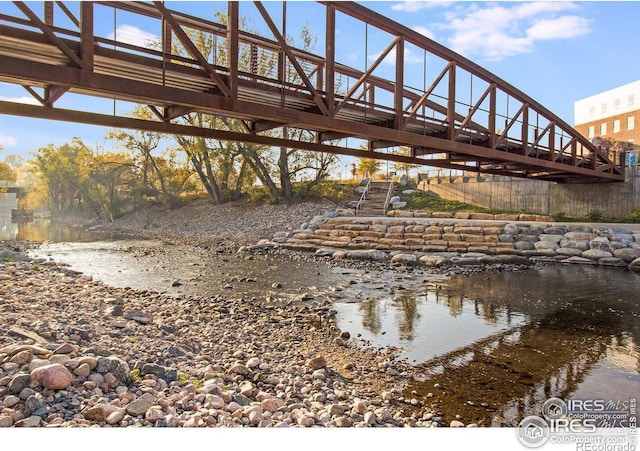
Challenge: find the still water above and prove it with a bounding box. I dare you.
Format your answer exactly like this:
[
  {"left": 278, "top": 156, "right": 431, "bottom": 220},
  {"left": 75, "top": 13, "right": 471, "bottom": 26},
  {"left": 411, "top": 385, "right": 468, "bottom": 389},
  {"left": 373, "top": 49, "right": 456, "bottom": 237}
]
[{"left": 6, "top": 210, "right": 640, "bottom": 427}]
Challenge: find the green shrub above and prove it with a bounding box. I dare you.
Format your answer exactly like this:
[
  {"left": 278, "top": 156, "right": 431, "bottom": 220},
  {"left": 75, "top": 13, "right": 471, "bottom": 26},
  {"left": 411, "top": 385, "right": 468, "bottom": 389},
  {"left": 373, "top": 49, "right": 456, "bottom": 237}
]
[
  {"left": 586, "top": 209, "right": 604, "bottom": 221},
  {"left": 628, "top": 208, "right": 640, "bottom": 223},
  {"left": 551, "top": 211, "right": 570, "bottom": 221}
]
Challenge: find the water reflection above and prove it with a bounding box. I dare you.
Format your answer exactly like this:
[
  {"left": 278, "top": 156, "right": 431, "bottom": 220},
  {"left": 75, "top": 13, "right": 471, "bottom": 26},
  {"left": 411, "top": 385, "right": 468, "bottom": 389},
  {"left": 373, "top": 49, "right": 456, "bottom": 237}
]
[
  {"left": 0, "top": 194, "right": 18, "bottom": 240},
  {"left": 336, "top": 266, "right": 640, "bottom": 426},
  {"left": 1, "top": 200, "right": 116, "bottom": 242}
]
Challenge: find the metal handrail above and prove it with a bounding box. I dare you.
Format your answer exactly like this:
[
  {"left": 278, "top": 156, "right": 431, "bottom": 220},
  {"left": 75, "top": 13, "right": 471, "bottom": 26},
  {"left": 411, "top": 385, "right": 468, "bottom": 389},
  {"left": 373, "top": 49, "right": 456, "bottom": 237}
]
[
  {"left": 354, "top": 178, "right": 371, "bottom": 216},
  {"left": 382, "top": 180, "right": 395, "bottom": 215}
]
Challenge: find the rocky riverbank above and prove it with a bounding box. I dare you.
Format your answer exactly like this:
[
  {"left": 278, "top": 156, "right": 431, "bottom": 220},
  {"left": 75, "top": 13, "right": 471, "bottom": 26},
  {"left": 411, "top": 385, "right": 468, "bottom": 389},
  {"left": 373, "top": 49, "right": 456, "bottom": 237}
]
[
  {"left": 100, "top": 199, "right": 338, "bottom": 249},
  {"left": 0, "top": 241, "right": 462, "bottom": 428}
]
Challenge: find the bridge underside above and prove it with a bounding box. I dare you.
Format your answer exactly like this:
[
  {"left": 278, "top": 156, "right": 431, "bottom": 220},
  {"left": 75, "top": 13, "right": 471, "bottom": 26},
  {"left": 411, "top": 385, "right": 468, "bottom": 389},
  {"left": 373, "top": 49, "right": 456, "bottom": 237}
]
[{"left": 0, "top": 1, "right": 625, "bottom": 183}]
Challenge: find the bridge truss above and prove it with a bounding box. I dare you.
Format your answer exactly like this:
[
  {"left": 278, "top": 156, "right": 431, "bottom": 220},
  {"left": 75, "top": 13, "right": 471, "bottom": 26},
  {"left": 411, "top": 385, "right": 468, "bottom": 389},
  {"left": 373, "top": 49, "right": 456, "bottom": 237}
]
[{"left": 0, "top": 1, "right": 624, "bottom": 182}]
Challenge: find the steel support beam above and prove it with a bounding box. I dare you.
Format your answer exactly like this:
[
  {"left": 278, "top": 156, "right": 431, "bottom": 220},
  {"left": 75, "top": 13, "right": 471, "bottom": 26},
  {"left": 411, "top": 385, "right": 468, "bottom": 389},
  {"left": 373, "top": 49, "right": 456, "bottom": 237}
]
[
  {"left": 0, "top": 54, "right": 623, "bottom": 181},
  {"left": 226, "top": 1, "right": 239, "bottom": 99},
  {"left": 79, "top": 2, "right": 93, "bottom": 70},
  {"left": 325, "top": 3, "right": 335, "bottom": 116}
]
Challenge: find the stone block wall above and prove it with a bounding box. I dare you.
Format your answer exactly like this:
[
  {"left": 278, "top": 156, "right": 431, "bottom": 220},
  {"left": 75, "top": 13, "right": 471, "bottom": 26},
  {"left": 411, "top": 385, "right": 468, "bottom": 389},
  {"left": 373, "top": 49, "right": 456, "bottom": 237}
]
[{"left": 276, "top": 218, "right": 640, "bottom": 270}]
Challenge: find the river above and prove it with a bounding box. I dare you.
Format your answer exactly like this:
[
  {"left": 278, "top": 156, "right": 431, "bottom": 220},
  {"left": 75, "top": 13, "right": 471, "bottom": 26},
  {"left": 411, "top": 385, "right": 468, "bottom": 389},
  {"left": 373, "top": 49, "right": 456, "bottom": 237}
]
[{"left": 4, "top": 207, "right": 639, "bottom": 427}]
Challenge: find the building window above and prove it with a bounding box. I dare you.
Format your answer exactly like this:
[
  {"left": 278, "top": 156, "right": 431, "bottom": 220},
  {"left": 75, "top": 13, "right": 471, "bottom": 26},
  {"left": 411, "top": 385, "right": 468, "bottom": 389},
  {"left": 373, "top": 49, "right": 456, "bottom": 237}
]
[
  {"left": 588, "top": 125, "right": 595, "bottom": 138},
  {"left": 600, "top": 123, "right": 607, "bottom": 135},
  {"left": 613, "top": 120, "right": 620, "bottom": 133},
  {"left": 601, "top": 103, "right": 607, "bottom": 113},
  {"left": 614, "top": 98, "right": 621, "bottom": 109},
  {"left": 589, "top": 106, "right": 595, "bottom": 116},
  {"left": 630, "top": 94, "right": 635, "bottom": 106},
  {"left": 628, "top": 116, "right": 635, "bottom": 130}
]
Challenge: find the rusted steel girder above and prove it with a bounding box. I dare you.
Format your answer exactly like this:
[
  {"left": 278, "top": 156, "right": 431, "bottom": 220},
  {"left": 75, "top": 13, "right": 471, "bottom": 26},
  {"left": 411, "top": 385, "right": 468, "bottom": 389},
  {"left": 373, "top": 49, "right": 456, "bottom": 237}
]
[{"left": 0, "top": 0, "right": 624, "bottom": 183}]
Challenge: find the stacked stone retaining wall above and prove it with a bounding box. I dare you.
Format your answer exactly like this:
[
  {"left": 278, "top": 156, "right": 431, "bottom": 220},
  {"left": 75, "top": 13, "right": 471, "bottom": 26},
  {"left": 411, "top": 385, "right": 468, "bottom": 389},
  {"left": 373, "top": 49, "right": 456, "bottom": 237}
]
[{"left": 270, "top": 217, "right": 640, "bottom": 271}]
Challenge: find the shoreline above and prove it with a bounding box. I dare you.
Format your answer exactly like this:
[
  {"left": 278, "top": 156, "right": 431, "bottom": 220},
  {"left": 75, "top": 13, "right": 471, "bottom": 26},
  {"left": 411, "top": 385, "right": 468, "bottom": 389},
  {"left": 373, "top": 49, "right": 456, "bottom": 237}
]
[
  {"left": 3, "top": 200, "right": 637, "bottom": 429},
  {"left": 1, "top": 239, "right": 454, "bottom": 428}
]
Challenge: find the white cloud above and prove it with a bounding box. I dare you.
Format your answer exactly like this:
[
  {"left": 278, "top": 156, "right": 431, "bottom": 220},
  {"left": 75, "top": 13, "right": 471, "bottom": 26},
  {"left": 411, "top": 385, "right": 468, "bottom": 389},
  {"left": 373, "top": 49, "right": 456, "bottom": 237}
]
[
  {"left": 527, "top": 16, "right": 591, "bottom": 41},
  {"left": 439, "top": 2, "right": 591, "bottom": 61},
  {"left": 0, "top": 95, "right": 40, "bottom": 105},
  {"left": 392, "top": 1, "right": 453, "bottom": 12},
  {"left": 413, "top": 25, "right": 436, "bottom": 41},
  {"left": 108, "top": 25, "right": 159, "bottom": 48},
  {"left": 0, "top": 135, "right": 17, "bottom": 147}
]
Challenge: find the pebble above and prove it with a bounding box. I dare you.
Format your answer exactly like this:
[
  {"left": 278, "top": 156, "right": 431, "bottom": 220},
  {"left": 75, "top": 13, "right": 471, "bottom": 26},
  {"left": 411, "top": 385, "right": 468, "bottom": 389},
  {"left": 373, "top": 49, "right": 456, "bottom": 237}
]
[
  {"left": 0, "top": 416, "right": 14, "bottom": 427},
  {"left": 353, "top": 401, "right": 367, "bottom": 414},
  {"left": 307, "top": 356, "right": 327, "bottom": 370},
  {"left": 15, "top": 416, "right": 41, "bottom": 427},
  {"left": 362, "top": 411, "right": 376, "bottom": 425},
  {"left": 246, "top": 357, "right": 261, "bottom": 369},
  {"left": 335, "top": 416, "right": 354, "bottom": 427},
  {"left": 74, "top": 363, "right": 91, "bottom": 378},
  {"left": 3, "top": 395, "right": 20, "bottom": 407},
  {"left": 105, "top": 410, "right": 125, "bottom": 425},
  {"left": 125, "top": 393, "right": 157, "bottom": 417}
]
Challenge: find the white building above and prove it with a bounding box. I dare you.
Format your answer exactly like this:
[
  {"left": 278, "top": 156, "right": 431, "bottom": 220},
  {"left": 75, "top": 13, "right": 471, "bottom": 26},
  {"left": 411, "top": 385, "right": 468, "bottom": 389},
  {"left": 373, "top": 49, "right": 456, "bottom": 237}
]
[{"left": 574, "top": 80, "right": 640, "bottom": 146}]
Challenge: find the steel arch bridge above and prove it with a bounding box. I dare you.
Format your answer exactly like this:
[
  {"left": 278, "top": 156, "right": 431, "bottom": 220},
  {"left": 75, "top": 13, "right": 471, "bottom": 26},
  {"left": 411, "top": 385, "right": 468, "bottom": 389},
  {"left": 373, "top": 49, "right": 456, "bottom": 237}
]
[{"left": 0, "top": 1, "right": 624, "bottom": 183}]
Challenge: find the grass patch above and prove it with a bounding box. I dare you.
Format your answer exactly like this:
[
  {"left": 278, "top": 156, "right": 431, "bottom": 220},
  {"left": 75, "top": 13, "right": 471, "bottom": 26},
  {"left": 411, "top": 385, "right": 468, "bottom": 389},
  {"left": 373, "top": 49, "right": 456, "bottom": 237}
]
[
  {"left": 178, "top": 372, "right": 204, "bottom": 388},
  {"left": 246, "top": 180, "right": 359, "bottom": 205},
  {"left": 130, "top": 368, "right": 142, "bottom": 383},
  {"left": 398, "top": 190, "right": 502, "bottom": 214}
]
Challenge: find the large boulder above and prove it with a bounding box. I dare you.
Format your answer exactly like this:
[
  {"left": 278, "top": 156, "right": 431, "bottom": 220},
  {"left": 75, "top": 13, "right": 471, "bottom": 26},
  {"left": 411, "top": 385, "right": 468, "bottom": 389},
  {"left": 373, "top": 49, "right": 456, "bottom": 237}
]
[
  {"left": 390, "top": 253, "right": 418, "bottom": 265},
  {"left": 30, "top": 363, "right": 72, "bottom": 390},
  {"left": 589, "top": 237, "right": 613, "bottom": 252},
  {"left": 614, "top": 248, "right": 640, "bottom": 263},
  {"left": 95, "top": 356, "right": 132, "bottom": 386},
  {"left": 560, "top": 239, "right": 590, "bottom": 251},
  {"left": 582, "top": 249, "right": 613, "bottom": 260},
  {"left": 534, "top": 241, "right": 559, "bottom": 250}
]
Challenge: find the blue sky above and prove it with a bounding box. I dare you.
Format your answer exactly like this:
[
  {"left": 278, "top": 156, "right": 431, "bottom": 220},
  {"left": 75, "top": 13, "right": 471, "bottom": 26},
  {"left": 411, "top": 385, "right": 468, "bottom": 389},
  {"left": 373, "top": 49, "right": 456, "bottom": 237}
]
[{"left": 1, "top": 0, "right": 639, "bottom": 160}]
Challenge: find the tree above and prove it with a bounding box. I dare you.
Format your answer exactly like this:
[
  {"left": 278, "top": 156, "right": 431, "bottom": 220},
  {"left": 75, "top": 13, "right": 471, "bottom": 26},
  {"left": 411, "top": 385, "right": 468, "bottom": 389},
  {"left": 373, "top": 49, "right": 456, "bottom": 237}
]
[
  {"left": 393, "top": 147, "right": 418, "bottom": 177},
  {"left": 86, "top": 152, "right": 137, "bottom": 221},
  {"left": 0, "top": 161, "right": 17, "bottom": 183},
  {"left": 170, "top": 15, "right": 336, "bottom": 203},
  {"left": 107, "top": 106, "right": 185, "bottom": 206},
  {"left": 356, "top": 158, "right": 382, "bottom": 178},
  {"left": 30, "top": 138, "right": 94, "bottom": 215}
]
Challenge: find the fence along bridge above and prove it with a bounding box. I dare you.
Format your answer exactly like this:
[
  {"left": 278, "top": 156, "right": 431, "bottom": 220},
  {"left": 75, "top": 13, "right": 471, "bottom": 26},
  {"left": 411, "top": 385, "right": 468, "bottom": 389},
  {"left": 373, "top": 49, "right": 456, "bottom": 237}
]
[{"left": 0, "top": 1, "right": 625, "bottom": 183}]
